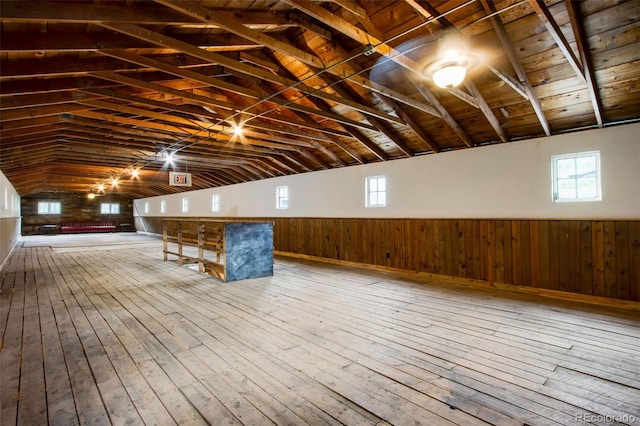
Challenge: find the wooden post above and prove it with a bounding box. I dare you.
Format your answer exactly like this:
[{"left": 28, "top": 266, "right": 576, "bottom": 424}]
[
  {"left": 198, "top": 223, "right": 205, "bottom": 273},
  {"left": 163, "top": 223, "right": 168, "bottom": 261},
  {"left": 177, "top": 223, "right": 183, "bottom": 266}
]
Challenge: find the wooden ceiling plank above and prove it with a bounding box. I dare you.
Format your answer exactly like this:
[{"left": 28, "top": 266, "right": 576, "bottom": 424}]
[
  {"left": 528, "top": 0, "right": 586, "bottom": 84},
  {"left": 315, "top": 72, "right": 412, "bottom": 157},
  {"left": 378, "top": 95, "right": 439, "bottom": 153},
  {"left": 480, "top": 0, "right": 551, "bottom": 137},
  {"left": 157, "top": 0, "right": 444, "bottom": 118},
  {"left": 414, "top": 80, "right": 473, "bottom": 148},
  {"left": 401, "top": 1, "right": 505, "bottom": 143},
  {"left": 0, "top": 1, "right": 288, "bottom": 26},
  {"left": 95, "top": 50, "right": 358, "bottom": 139},
  {"left": 247, "top": 78, "right": 349, "bottom": 166},
  {"left": 98, "top": 22, "right": 405, "bottom": 127},
  {"left": 154, "top": 0, "right": 326, "bottom": 70},
  {"left": 0, "top": 103, "right": 92, "bottom": 122},
  {"left": 0, "top": 32, "right": 260, "bottom": 53},
  {"left": 565, "top": 0, "right": 604, "bottom": 128},
  {"left": 329, "top": 0, "right": 368, "bottom": 19},
  {"left": 282, "top": 0, "right": 478, "bottom": 110},
  {"left": 464, "top": 81, "right": 508, "bottom": 143},
  {"left": 486, "top": 64, "right": 529, "bottom": 100},
  {"left": 93, "top": 51, "right": 379, "bottom": 134}
]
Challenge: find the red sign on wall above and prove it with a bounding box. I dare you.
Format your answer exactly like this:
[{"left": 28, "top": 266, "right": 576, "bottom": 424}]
[{"left": 169, "top": 172, "right": 192, "bottom": 187}]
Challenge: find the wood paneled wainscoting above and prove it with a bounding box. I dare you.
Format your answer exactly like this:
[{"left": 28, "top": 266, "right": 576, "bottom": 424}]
[{"left": 137, "top": 217, "right": 640, "bottom": 303}]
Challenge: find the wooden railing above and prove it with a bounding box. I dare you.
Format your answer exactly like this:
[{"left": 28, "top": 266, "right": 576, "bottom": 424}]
[{"left": 162, "top": 220, "right": 273, "bottom": 282}]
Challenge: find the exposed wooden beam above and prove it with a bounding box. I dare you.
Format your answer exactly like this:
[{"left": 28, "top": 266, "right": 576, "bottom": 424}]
[
  {"left": 0, "top": 32, "right": 259, "bottom": 53},
  {"left": 528, "top": 0, "right": 586, "bottom": 84},
  {"left": 151, "top": 2, "right": 442, "bottom": 118},
  {"left": 402, "top": 0, "right": 506, "bottom": 142},
  {"left": 95, "top": 50, "right": 369, "bottom": 137},
  {"left": 315, "top": 72, "right": 413, "bottom": 157},
  {"left": 98, "top": 22, "right": 406, "bottom": 128},
  {"left": 378, "top": 95, "right": 439, "bottom": 153},
  {"left": 486, "top": 64, "right": 529, "bottom": 100},
  {"left": 0, "top": 2, "right": 293, "bottom": 27},
  {"left": 480, "top": 0, "right": 551, "bottom": 137},
  {"left": 154, "top": 0, "right": 326, "bottom": 70},
  {"left": 565, "top": 0, "right": 604, "bottom": 128},
  {"left": 464, "top": 81, "right": 508, "bottom": 143},
  {"left": 330, "top": 0, "right": 368, "bottom": 19},
  {"left": 414, "top": 80, "right": 473, "bottom": 148}
]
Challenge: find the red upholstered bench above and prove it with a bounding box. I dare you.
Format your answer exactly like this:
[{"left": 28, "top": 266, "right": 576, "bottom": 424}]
[{"left": 60, "top": 221, "right": 116, "bottom": 233}]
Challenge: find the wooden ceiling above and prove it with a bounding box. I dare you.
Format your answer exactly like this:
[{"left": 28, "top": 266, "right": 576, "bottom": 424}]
[{"left": 1, "top": 0, "right": 639, "bottom": 199}]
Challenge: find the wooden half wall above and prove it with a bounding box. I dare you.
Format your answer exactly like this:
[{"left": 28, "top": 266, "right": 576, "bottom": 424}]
[{"left": 137, "top": 217, "right": 640, "bottom": 302}]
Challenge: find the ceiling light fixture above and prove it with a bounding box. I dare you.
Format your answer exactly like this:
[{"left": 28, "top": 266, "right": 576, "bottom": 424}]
[
  {"left": 425, "top": 34, "right": 478, "bottom": 89},
  {"left": 131, "top": 168, "right": 139, "bottom": 178},
  {"left": 232, "top": 124, "right": 243, "bottom": 137},
  {"left": 166, "top": 152, "right": 175, "bottom": 165}
]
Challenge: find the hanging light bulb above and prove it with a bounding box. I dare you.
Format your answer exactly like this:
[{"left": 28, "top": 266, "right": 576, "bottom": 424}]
[{"left": 232, "top": 124, "right": 243, "bottom": 137}]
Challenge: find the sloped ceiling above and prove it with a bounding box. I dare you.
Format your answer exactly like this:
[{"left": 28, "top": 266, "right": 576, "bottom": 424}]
[{"left": 1, "top": 0, "right": 638, "bottom": 199}]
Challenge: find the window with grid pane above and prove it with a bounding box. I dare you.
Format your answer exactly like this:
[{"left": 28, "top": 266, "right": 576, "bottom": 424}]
[
  {"left": 276, "top": 186, "right": 288, "bottom": 209},
  {"left": 212, "top": 194, "right": 221, "bottom": 212},
  {"left": 101, "top": 203, "right": 120, "bottom": 214},
  {"left": 552, "top": 151, "right": 601, "bottom": 202},
  {"left": 38, "top": 201, "right": 61, "bottom": 214},
  {"left": 366, "top": 176, "right": 386, "bottom": 208}
]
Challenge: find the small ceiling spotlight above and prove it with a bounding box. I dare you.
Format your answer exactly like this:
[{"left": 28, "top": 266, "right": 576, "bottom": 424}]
[
  {"left": 232, "top": 124, "right": 243, "bottom": 137},
  {"left": 131, "top": 168, "right": 139, "bottom": 178},
  {"left": 97, "top": 183, "right": 105, "bottom": 192},
  {"left": 166, "top": 151, "right": 175, "bottom": 165},
  {"left": 111, "top": 177, "right": 119, "bottom": 186},
  {"left": 87, "top": 193, "right": 96, "bottom": 199}
]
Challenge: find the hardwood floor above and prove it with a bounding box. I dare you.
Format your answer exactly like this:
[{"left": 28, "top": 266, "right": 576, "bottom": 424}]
[{"left": 1, "top": 234, "right": 639, "bottom": 425}]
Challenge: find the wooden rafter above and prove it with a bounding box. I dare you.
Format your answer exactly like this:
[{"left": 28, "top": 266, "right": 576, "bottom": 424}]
[
  {"left": 480, "top": 0, "right": 551, "bottom": 137},
  {"left": 528, "top": 0, "right": 586, "bottom": 84},
  {"left": 565, "top": 0, "right": 604, "bottom": 128}
]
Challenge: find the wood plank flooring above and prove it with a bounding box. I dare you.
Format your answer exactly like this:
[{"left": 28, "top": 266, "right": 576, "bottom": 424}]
[{"left": 1, "top": 233, "right": 639, "bottom": 425}]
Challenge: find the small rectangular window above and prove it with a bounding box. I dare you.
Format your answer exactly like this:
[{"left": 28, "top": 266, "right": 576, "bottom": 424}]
[
  {"left": 101, "top": 203, "right": 120, "bottom": 214},
  {"left": 160, "top": 200, "right": 167, "bottom": 214},
  {"left": 144, "top": 202, "right": 149, "bottom": 214},
  {"left": 38, "top": 201, "right": 61, "bottom": 214},
  {"left": 276, "top": 186, "right": 288, "bottom": 209},
  {"left": 182, "top": 197, "right": 189, "bottom": 213},
  {"left": 212, "top": 194, "right": 221, "bottom": 212},
  {"left": 366, "top": 176, "right": 386, "bottom": 208},
  {"left": 552, "top": 151, "right": 601, "bottom": 202}
]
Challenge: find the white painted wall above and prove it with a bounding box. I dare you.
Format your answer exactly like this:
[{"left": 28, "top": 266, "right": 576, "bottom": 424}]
[
  {"left": 0, "top": 170, "right": 20, "bottom": 220},
  {"left": 135, "top": 123, "right": 640, "bottom": 220},
  {"left": 0, "top": 170, "right": 21, "bottom": 269}
]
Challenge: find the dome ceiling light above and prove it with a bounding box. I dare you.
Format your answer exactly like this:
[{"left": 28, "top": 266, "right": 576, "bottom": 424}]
[{"left": 425, "top": 33, "right": 478, "bottom": 89}]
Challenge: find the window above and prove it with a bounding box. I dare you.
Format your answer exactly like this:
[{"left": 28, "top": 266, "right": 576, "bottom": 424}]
[
  {"left": 276, "top": 186, "right": 289, "bottom": 209},
  {"left": 552, "top": 151, "right": 601, "bottom": 202},
  {"left": 212, "top": 194, "right": 221, "bottom": 212},
  {"left": 160, "top": 200, "right": 166, "bottom": 214},
  {"left": 366, "top": 176, "right": 386, "bottom": 207},
  {"left": 101, "top": 203, "right": 120, "bottom": 214},
  {"left": 38, "top": 201, "right": 61, "bottom": 214},
  {"left": 182, "top": 197, "right": 189, "bottom": 213},
  {"left": 144, "top": 202, "right": 149, "bottom": 214}
]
